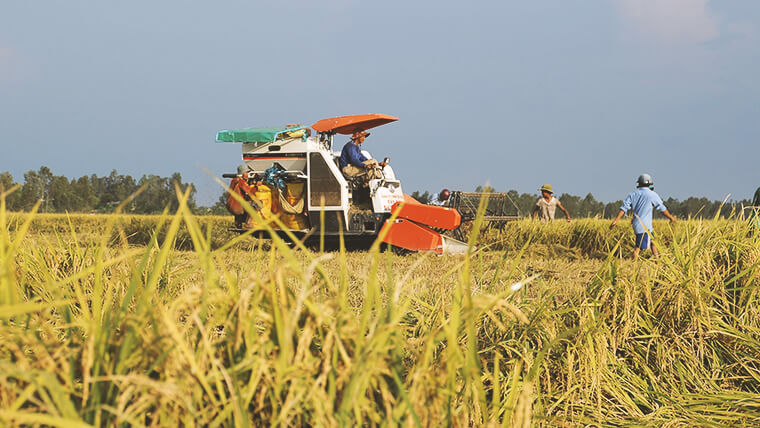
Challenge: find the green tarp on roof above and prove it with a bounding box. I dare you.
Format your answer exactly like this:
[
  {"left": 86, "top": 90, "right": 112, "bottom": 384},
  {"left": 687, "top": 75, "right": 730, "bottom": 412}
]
[{"left": 216, "top": 126, "right": 306, "bottom": 143}]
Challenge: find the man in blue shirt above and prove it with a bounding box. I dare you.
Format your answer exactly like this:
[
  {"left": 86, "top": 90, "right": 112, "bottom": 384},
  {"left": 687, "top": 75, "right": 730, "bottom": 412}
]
[
  {"left": 339, "top": 131, "right": 386, "bottom": 181},
  {"left": 610, "top": 173, "right": 677, "bottom": 259}
]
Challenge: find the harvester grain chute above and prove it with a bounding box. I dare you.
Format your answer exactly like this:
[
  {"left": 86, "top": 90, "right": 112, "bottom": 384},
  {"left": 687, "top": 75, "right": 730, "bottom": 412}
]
[{"left": 218, "top": 114, "right": 468, "bottom": 255}]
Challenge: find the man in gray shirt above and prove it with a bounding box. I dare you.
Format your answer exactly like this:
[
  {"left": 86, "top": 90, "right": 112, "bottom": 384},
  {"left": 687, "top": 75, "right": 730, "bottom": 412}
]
[{"left": 532, "top": 184, "right": 571, "bottom": 222}]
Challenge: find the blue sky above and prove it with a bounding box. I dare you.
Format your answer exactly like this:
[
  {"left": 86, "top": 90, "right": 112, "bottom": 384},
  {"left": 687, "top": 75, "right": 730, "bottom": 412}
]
[{"left": 1, "top": 1, "right": 758, "bottom": 205}]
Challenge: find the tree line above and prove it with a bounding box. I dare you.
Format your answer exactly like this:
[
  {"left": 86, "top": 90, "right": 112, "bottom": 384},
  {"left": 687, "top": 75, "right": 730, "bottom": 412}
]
[
  {"left": 1, "top": 167, "right": 753, "bottom": 218},
  {"left": 412, "top": 186, "right": 755, "bottom": 220},
  {"left": 0, "top": 167, "right": 197, "bottom": 214}
]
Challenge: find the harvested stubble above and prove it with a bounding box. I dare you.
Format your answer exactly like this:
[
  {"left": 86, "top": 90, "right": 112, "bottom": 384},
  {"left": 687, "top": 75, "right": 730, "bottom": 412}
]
[
  {"left": 5, "top": 212, "right": 240, "bottom": 251},
  {"left": 2, "top": 194, "right": 760, "bottom": 426}
]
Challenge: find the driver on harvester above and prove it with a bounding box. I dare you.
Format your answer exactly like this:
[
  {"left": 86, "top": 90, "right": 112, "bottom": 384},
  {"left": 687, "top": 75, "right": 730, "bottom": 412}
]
[{"left": 339, "top": 131, "right": 386, "bottom": 183}]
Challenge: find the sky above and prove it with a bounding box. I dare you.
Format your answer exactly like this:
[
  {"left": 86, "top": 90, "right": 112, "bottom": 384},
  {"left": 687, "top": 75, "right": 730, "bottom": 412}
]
[{"left": 1, "top": 1, "right": 758, "bottom": 205}]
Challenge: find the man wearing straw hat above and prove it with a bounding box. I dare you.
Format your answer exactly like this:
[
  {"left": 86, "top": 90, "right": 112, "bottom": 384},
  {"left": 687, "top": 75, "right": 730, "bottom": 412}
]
[
  {"left": 532, "top": 184, "right": 571, "bottom": 222},
  {"left": 339, "top": 130, "right": 386, "bottom": 182}
]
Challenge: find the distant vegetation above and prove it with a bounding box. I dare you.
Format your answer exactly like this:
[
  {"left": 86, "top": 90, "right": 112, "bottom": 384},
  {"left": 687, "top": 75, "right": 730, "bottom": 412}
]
[
  {"left": 1, "top": 166, "right": 752, "bottom": 218},
  {"left": 0, "top": 166, "right": 203, "bottom": 214},
  {"left": 413, "top": 184, "right": 753, "bottom": 219}
]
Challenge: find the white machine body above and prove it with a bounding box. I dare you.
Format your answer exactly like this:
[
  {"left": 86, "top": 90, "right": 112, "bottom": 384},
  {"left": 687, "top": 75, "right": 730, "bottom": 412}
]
[{"left": 240, "top": 134, "right": 404, "bottom": 227}]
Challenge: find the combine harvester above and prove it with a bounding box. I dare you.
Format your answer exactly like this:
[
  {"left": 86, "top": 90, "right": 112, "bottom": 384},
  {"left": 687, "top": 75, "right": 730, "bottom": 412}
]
[{"left": 218, "top": 114, "right": 468, "bottom": 255}]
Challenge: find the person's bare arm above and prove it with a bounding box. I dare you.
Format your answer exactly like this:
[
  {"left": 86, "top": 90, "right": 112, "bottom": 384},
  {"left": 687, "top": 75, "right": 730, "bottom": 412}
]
[
  {"left": 532, "top": 205, "right": 538, "bottom": 219},
  {"left": 662, "top": 209, "right": 676, "bottom": 223},
  {"left": 610, "top": 209, "right": 625, "bottom": 229},
  {"left": 557, "top": 202, "right": 571, "bottom": 221}
]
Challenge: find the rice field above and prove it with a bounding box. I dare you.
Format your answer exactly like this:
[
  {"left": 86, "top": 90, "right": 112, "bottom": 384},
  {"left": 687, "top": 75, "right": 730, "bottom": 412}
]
[{"left": 2, "top": 193, "right": 760, "bottom": 426}]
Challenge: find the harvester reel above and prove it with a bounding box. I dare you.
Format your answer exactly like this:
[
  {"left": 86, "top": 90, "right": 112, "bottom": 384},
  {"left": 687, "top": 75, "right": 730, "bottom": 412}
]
[{"left": 446, "top": 191, "right": 521, "bottom": 241}]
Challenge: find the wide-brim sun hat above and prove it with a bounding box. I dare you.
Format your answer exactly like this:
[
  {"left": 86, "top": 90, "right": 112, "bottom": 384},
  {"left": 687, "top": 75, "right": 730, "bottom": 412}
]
[
  {"left": 539, "top": 184, "right": 554, "bottom": 194},
  {"left": 351, "top": 130, "right": 370, "bottom": 140}
]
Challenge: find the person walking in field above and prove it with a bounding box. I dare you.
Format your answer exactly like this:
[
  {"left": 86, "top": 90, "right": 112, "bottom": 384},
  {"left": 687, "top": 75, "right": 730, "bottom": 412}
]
[
  {"left": 532, "top": 184, "right": 571, "bottom": 221},
  {"left": 609, "top": 173, "right": 677, "bottom": 259}
]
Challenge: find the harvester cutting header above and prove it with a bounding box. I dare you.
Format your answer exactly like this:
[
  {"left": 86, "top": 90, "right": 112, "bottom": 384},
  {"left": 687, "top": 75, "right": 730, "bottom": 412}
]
[{"left": 218, "top": 114, "right": 467, "bottom": 255}]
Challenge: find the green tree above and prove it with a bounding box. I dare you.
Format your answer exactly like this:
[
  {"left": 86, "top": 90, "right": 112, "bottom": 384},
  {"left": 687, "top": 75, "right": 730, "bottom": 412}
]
[
  {"left": 579, "top": 193, "right": 604, "bottom": 217},
  {"left": 206, "top": 192, "right": 230, "bottom": 215},
  {"left": 72, "top": 176, "right": 98, "bottom": 212},
  {"left": 48, "top": 175, "right": 76, "bottom": 212},
  {"left": 170, "top": 172, "right": 197, "bottom": 213},
  {"left": 511, "top": 190, "right": 538, "bottom": 217},
  {"left": 133, "top": 172, "right": 197, "bottom": 214},
  {"left": 558, "top": 193, "right": 581, "bottom": 217},
  {"left": 0, "top": 172, "right": 22, "bottom": 211},
  {"left": 135, "top": 174, "right": 169, "bottom": 213},
  {"left": 18, "top": 167, "right": 53, "bottom": 211},
  {"left": 97, "top": 170, "right": 138, "bottom": 212},
  {"left": 38, "top": 166, "right": 54, "bottom": 212},
  {"left": 411, "top": 190, "right": 431, "bottom": 204},
  {"left": 603, "top": 201, "right": 623, "bottom": 218}
]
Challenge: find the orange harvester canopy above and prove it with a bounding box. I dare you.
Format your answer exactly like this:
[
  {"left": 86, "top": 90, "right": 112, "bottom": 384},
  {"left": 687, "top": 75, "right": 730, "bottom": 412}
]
[{"left": 311, "top": 114, "right": 398, "bottom": 135}]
